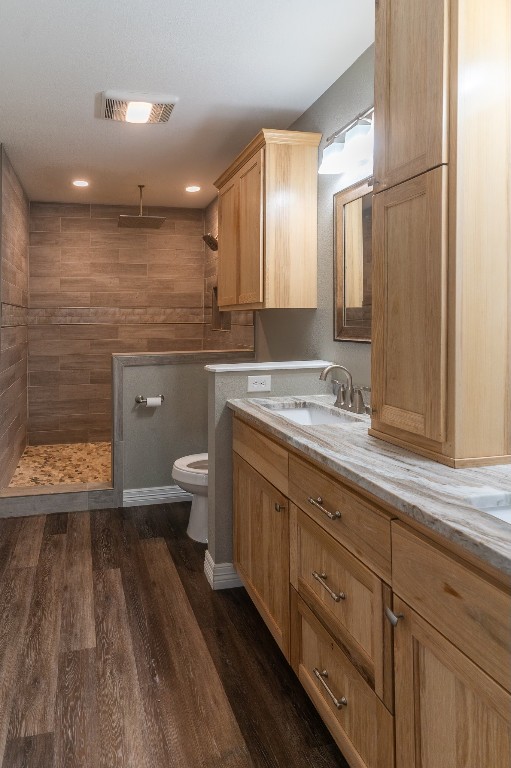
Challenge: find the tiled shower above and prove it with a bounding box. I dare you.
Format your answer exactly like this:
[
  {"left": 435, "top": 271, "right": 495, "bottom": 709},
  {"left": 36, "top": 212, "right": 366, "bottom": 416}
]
[{"left": 0, "top": 148, "right": 254, "bottom": 491}]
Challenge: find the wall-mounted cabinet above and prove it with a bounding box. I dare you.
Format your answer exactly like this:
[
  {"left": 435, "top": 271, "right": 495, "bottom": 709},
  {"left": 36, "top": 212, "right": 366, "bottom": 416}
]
[
  {"left": 214, "top": 129, "right": 321, "bottom": 311},
  {"left": 371, "top": 0, "right": 511, "bottom": 467}
]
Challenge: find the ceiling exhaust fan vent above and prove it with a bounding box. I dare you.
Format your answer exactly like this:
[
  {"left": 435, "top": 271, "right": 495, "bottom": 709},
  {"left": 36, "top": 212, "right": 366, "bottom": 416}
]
[{"left": 100, "top": 91, "right": 177, "bottom": 123}]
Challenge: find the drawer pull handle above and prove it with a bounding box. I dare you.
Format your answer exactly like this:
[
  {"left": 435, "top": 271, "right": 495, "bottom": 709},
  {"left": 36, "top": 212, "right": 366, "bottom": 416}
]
[
  {"left": 312, "top": 571, "right": 346, "bottom": 602},
  {"left": 385, "top": 606, "right": 404, "bottom": 627},
  {"left": 274, "top": 503, "right": 285, "bottom": 512},
  {"left": 313, "top": 668, "right": 347, "bottom": 709},
  {"left": 307, "top": 496, "right": 341, "bottom": 520}
]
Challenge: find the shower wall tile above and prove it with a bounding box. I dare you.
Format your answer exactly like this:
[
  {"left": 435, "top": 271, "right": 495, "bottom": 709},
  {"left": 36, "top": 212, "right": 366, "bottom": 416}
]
[
  {"left": 27, "top": 201, "right": 212, "bottom": 445},
  {"left": 25, "top": 198, "right": 254, "bottom": 447},
  {"left": 0, "top": 147, "right": 29, "bottom": 486}
]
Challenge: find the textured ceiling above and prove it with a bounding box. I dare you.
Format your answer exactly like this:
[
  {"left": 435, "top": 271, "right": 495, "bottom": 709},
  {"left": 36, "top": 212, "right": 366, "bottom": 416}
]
[{"left": 0, "top": 0, "right": 374, "bottom": 207}]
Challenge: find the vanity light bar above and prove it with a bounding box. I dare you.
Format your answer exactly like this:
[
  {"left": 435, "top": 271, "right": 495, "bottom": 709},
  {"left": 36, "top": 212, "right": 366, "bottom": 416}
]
[{"left": 325, "top": 105, "right": 374, "bottom": 146}]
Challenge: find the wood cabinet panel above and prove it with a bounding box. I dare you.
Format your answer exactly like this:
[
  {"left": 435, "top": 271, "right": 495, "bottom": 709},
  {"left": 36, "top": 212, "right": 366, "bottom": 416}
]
[
  {"left": 374, "top": 0, "right": 449, "bottom": 190},
  {"left": 289, "top": 455, "right": 392, "bottom": 582},
  {"left": 238, "top": 150, "right": 263, "bottom": 304},
  {"left": 291, "top": 506, "right": 393, "bottom": 710},
  {"left": 392, "top": 522, "right": 511, "bottom": 692},
  {"left": 264, "top": 141, "right": 318, "bottom": 308},
  {"left": 217, "top": 178, "right": 238, "bottom": 307},
  {"left": 292, "top": 594, "right": 394, "bottom": 768},
  {"left": 372, "top": 167, "right": 448, "bottom": 442},
  {"left": 233, "top": 453, "right": 290, "bottom": 658},
  {"left": 393, "top": 596, "right": 511, "bottom": 768},
  {"left": 233, "top": 417, "right": 288, "bottom": 496}
]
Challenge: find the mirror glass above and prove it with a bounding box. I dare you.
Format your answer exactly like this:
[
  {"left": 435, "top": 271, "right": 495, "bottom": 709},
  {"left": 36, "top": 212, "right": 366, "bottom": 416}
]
[{"left": 334, "top": 178, "right": 373, "bottom": 342}]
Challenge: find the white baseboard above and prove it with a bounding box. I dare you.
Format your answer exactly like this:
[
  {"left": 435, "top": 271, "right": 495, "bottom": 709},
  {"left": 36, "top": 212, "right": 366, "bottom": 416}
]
[
  {"left": 123, "top": 485, "right": 192, "bottom": 507},
  {"left": 204, "top": 550, "right": 243, "bottom": 590}
]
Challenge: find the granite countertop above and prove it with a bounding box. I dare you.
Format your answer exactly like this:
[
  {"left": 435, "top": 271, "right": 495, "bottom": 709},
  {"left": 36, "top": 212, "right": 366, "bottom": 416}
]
[{"left": 227, "top": 395, "right": 511, "bottom": 576}]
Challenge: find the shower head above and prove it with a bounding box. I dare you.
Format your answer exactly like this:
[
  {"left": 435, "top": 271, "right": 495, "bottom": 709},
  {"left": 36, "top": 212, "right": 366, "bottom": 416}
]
[
  {"left": 118, "top": 185, "right": 166, "bottom": 229},
  {"left": 202, "top": 233, "right": 218, "bottom": 251}
]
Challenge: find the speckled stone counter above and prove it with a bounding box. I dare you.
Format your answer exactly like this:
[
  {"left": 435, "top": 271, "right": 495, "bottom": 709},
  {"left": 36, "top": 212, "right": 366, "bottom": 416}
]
[{"left": 227, "top": 395, "right": 511, "bottom": 576}]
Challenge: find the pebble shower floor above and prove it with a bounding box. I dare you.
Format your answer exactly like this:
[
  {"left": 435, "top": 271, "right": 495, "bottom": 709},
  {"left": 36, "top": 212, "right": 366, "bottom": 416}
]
[{"left": 8, "top": 442, "right": 111, "bottom": 487}]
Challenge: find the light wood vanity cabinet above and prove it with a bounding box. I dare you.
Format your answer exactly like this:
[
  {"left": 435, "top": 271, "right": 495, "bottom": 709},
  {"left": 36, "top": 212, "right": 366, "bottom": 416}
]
[
  {"left": 232, "top": 453, "right": 290, "bottom": 658},
  {"left": 292, "top": 596, "right": 394, "bottom": 768},
  {"left": 233, "top": 417, "right": 394, "bottom": 767},
  {"left": 391, "top": 523, "right": 511, "bottom": 768},
  {"left": 372, "top": 0, "right": 511, "bottom": 467},
  {"left": 214, "top": 129, "right": 321, "bottom": 311},
  {"left": 232, "top": 415, "right": 511, "bottom": 768}
]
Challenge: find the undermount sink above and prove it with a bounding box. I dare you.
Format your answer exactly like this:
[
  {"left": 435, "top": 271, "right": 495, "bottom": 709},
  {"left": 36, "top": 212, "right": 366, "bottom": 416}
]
[
  {"left": 461, "top": 487, "right": 511, "bottom": 524},
  {"left": 262, "top": 402, "right": 363, "bottom": 426}
]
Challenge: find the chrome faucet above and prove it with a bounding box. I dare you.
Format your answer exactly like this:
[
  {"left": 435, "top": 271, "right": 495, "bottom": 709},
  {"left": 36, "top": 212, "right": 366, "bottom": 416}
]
[{"left": 319, "top": 364, "right": 369, "bottom": 414}]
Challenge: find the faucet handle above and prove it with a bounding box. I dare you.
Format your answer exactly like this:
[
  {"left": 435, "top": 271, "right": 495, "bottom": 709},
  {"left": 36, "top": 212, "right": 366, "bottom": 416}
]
[{"left": 352, "top": 387, "right": 366, "bottom": 415}]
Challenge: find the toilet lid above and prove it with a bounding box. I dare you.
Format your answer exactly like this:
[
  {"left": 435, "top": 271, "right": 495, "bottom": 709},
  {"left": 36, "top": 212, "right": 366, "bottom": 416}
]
[{"left": 173, "top": 453, "right": 208, "bottom": 474}]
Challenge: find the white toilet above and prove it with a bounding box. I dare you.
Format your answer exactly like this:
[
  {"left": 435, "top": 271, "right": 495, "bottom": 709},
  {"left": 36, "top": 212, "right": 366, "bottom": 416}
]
[{"left": 172, "top": 453, "right": 208, "bottom": 543}]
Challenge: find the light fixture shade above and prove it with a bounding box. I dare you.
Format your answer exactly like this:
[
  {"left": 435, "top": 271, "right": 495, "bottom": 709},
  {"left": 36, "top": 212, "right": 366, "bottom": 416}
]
[
  {"left": 318, "top": 138, "right": 346, "bottom": 174},
  {"left": 344, "top": 118, "right": 374, "bottom": 165}
]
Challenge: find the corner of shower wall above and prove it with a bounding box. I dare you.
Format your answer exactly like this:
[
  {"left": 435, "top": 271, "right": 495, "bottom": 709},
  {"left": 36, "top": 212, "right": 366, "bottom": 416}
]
[{"left": 0, "top": 147, "right": 29, "bottom": 487}]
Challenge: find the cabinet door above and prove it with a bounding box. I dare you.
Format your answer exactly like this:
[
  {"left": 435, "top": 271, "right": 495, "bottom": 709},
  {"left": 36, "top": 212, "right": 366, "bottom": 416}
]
[
  {"left": 238, "top": 150, "right": 264, "bottom": 305},
  {"left": 217, "top": 177, "right": 238, "bottom": 306},
  {"left": 233, "top": 453, "right": 290, "bottom": 657},
  {"left": 393, "top": 596, "right": 511, "bottom": 768},
  {"left": 374, "top": 0, "right": 449, "bottom": 190},
  {"left": 372, "top": 167, "right": 447, "bottom": 443}
]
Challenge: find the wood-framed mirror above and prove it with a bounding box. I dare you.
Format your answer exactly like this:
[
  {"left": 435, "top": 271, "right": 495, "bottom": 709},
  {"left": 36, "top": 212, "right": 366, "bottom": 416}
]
[{"left": 334, "top": 177, "right": 373, "bottom": 342}]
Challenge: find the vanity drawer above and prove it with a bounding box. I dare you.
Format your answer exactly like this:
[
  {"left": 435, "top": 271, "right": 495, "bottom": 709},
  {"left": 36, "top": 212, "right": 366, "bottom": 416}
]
[
  {"left": 392, "top": 522, "right": 511, "bottom": 691},
  {"left": 289, "top": 455, "right": 391, "bottom": 581},
  {"left": 233, "top": 416, "right": 288, "bottom": 495},
  {"left": 291, "top": 594, "right": 394, "bottom": 768},
  {"left": 291, "top": 506, "right": 392, "bottom": 709}
]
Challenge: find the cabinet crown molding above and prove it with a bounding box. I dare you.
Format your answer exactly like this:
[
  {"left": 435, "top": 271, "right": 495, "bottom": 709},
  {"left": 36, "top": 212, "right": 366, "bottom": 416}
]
[{"left": 214, "top": 128, "right": 321, "bottom": 189}]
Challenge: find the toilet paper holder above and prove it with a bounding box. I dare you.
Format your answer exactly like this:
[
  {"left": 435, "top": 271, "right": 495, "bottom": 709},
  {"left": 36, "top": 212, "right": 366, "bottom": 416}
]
[{"left": 135, "top": 394, "right": 165, "bottom": 405}]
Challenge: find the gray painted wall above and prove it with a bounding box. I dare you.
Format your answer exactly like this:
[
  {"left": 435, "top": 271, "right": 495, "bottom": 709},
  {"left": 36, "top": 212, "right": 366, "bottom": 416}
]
[
  {"left": 255, "top": 45, "right": 374, "bottom": 387},
  {"left": 122, "top": 363, "right": 209, "bottom": 489},
  {"left": 208, "top": 367, "right": 331, "bottom": 565}
]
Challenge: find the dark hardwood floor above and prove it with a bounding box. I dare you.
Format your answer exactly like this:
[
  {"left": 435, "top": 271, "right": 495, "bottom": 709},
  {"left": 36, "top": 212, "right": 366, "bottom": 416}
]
[{"left": 0, "top": 504, "right": 349, "bottom": 767}]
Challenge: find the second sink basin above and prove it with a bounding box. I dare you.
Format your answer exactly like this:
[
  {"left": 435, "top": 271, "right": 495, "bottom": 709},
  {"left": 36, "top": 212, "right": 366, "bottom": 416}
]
[{"left": 263, "top": 402, "right": 363, "bottom": 426}]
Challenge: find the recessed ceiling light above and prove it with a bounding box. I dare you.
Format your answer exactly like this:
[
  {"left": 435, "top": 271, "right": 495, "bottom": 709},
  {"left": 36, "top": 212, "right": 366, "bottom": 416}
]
[
  {"left": 125, "top": 101, "right": 153, "bottom": 124},
  {"left": 73, "top": 180, "right": 89, "bottom": 187},
  {"left": 186, "top": 185, "right": 201, "bottom": 192}
]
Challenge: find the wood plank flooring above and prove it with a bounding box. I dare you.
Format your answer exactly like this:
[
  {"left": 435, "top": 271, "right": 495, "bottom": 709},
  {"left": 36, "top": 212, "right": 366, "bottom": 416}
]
[{"left": 0, "top": 503, "right": 349, "bottom": 767}]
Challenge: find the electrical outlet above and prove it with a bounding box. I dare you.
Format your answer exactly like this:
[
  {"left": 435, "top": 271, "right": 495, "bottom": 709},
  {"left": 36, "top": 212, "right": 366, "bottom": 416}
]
[{"left": 247, "top": 375, "right": 271, "bottom": 393}]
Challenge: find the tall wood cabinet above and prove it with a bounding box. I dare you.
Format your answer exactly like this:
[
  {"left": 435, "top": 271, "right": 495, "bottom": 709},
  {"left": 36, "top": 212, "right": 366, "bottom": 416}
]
[
  {"left": 214, "top": 129, "right": 321, "bottom": 311},
  {"left": 371, "top": 0, "right": 511, "bottom": 467}
]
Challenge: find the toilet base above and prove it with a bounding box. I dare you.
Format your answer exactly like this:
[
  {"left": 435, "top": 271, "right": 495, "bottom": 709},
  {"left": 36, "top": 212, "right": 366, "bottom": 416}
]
[{"left": 187, "top": 493, "right": 208, "bottom": 543}]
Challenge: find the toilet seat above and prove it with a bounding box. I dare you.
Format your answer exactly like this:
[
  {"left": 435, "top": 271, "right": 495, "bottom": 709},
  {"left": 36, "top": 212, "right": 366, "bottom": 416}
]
[{"left": 172, "top": 453, "right": 208, "bottom": 487}]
